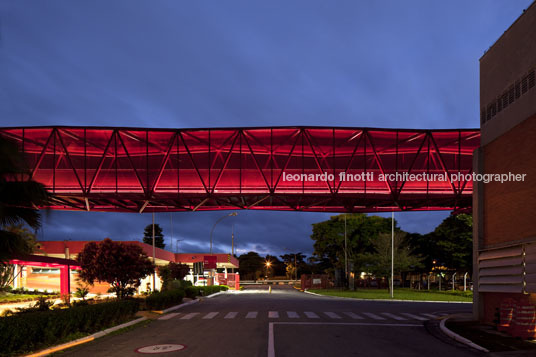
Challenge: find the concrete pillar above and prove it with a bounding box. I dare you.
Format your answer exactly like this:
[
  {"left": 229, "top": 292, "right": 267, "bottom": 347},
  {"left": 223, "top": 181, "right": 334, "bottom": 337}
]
[{"left": 60, "top": 265, "right": 70, "bottom": 297}]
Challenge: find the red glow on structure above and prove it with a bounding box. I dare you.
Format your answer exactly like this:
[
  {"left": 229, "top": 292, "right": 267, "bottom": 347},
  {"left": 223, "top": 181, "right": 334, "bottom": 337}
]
[{"left": 0, "top": 126, "right": 480, "bottom": 213}]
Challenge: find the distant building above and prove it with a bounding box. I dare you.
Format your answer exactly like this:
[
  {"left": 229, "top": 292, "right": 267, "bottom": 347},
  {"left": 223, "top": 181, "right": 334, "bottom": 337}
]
[
  {"left": 12, "top": 240, "right": 238, "bottom": 294},
  {"left": 475, "top": 1, "right": 536, "bottom": 324}
]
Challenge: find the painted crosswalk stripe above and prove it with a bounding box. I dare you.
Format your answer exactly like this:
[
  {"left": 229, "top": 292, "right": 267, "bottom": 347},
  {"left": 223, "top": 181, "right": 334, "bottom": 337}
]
[
  {"left": 158, "top": 312, "right": 180, "bottom": 320},
  {"left": 246, "top": 311, "right": 258, "bottom": 319},
  {"left": 324, "top": 312, "right": 342, "bottom": 319},
  {"left": 203, "top": 312, "right": 219, "bottom": 319},
  {"left": 287, "top": 311, "right": 299, "bottom": 318},
  {"left": 268, "top": 311, "right": 279, "bottom": 318},
  {"left": 421, "top": 313, "right": 439, "bottom": 319},
  {"left": 400, "top": 313, "right": 428, "bottom": 321},
  {"left": 343, "top": 312, "right": 364, "bottom": 319},
  {"left": 180, "top": 312, "right": 199, "bottom": 320},
  {"left": 304, "top": 311, "right": 319, "bottom": 319},
  {"left": 224, "top": 312, "right": 238, "bottom": 319},
  {"left": 362, "top": 312, "right": 386, "bottom": 320},
  {"left": 380, "top": 313, "right": 407, "bottom": 320}
]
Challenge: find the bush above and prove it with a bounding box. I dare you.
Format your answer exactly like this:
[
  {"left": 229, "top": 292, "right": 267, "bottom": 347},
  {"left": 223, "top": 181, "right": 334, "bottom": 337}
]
[
  {"left": 169, "top": 279, "right": 192, "bottom": 291},
  {"left": 144, "top": 289, "right": 184, "bottom": 311},
  {"left": 185, "top": 285, "right": 228, "bottom": 298},
  {"left": 0, "top": 299, "right": 139, "bottom": 355}
]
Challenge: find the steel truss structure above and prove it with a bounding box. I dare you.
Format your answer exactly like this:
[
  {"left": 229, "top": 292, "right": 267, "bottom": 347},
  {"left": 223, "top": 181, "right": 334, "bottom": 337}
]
[{"left": 0, "top": 126, "right": 480, "bottom": 213}]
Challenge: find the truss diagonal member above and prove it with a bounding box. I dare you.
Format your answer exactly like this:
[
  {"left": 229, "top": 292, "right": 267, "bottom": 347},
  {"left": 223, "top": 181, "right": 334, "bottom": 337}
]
[
  {"left": 87, "top": 131, "right": 116, "bottom": 194},
  {"left": 335, "top": 130, "right": 363, "bottom": 193},
  {"left": 211, "top": 131, "right": 240, "bottom": 194},
  {"left": 247, "top": 195, "right": 270, "bottom": 209},
  {"left": 365, "top": 131, "right": 396, "bottom": 203},
  {"left": 178, "top": 131, "right": 209, "bottom": 194},
  {"left": 56, "top": 130, "right": 85, "bottom": 193},
  {"left": 30, "top": 129, "right": 54, "bottom": 179},
  {"left": 242, "top": 131, "right": 272, "bottom": 193},
  {"left": 272, "top": 129, "right": 302, "bottom": 192},
  {"left": 149, "top": 132, "right": 179, "bottom": 195},
  {"left": 192, "top": 198, "right": 209, "bottom": 211},
  {"left": 116, "top": 132, "right": 148, "bottom": 196},
  {"left": 395, "top": 133, "right": 427, "bottom": 196},
  {"left": 429, "top": 135, "right": 458, "bottom": 196},
  {"left": 303, "top": 130, "right": 333, "bottom": 194}
]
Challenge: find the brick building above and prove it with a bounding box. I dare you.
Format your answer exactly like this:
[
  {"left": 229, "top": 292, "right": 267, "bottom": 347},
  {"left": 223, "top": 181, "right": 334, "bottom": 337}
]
[{"left": 474, "top": 1, "right": 536, "bottom": 323}]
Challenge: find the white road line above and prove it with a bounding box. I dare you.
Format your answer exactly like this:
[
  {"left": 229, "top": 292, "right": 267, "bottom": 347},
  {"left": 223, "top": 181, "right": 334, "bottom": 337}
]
[
  {"left": 304, "top": 311, "right": 320, "bottom": 319},
  {"left": 324, "top": 312, "right": 342, "bottom": 319},
  {"left": 421, "top": 313, "right": 439, "bottom": 319},
  {"left": 400, "top": 313, "right": 428, "bottom": 321},
  {"left": 343, "top": 312, "right": 364, "bottom": 319},
  {"left": 362, "top": 312, "right": 386, "bottom": 320},
  {"left": 202, "top": 312, "right": 219, "bottom": 319},
  {"left": 267, "top": 321, "right": 423, "bottom": 357},
  {"left": 224, "top": 312, "right": 238, "bottom": 319},
  {"left": 380, "top": 313, "right": 407, "bottom": 321},
  {"left": 268, "top": 311, "right": 279, "bottom": 318},
  {"left": 287, "top": 311, "right": 299, "bottom": 318},
  {"left": 158, "top": 312, "right": 180, "bottom": 320},
  {"left": 246, "top": 311, "right": 258, "bottom": 319},
  {"left": 180, "top": 312, "right": 199, "bottom": 320}
]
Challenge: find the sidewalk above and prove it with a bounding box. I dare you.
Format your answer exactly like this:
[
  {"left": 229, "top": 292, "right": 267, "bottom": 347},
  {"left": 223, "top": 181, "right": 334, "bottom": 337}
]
[{"left": 443, "top": 314, "right": 536, "bottom": 355}]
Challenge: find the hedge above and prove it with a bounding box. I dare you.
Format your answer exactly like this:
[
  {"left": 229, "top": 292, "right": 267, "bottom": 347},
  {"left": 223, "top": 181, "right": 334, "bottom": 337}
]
[
  {"left": 185, "top": 285, "right": 228, "bottom": 298},
  {"left": 144, "top": 289, "right": 185, "bottom": 311},
  {"left": 0, "top": 299, "right": 139, "bottom": 356}
]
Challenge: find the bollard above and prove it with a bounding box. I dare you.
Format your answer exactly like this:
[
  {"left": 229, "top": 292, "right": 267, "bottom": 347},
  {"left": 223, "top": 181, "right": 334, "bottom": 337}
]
[{"left": 269, "top": 286, "right": 272, "bottom": 294}]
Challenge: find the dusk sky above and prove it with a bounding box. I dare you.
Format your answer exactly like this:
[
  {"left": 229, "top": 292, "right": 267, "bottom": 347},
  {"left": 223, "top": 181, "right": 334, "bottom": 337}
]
[{"left": 1, "top": 1, "right": 532, "bottom": 257}]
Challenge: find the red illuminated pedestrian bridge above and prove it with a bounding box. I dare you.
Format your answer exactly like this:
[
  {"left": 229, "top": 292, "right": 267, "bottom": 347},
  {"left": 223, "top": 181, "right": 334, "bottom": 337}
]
[{"left": 0, "top": 126, "right": 480, "bottom": 213}]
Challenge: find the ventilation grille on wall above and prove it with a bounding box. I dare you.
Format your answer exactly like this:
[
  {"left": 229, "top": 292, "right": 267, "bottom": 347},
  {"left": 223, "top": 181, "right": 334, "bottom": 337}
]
[
  {"left": 478, "top": 242, "right": 536, "bottom": 294},
  {"left": 481, "top": 68, "right": 536, "bottom": 125}
]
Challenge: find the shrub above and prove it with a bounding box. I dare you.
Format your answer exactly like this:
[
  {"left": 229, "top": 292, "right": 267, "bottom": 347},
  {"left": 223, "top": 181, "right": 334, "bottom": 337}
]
[
  {"left": 184, "top": 285, "right": 228, "bottom": 298},
  {"left": 169, "top": 279, "right": 192, "bottom": 291},
  {"left": 0, "top": 299, "right": 139, "bottom": 355},
  {"left": 144, "top": 289, "right": 184, "bottom": 311}
]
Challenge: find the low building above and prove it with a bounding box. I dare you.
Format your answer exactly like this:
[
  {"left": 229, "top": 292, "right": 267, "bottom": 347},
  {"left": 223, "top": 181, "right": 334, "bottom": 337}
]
[{"left": 11, "top": 240, "right": 239, "bottom": 294}]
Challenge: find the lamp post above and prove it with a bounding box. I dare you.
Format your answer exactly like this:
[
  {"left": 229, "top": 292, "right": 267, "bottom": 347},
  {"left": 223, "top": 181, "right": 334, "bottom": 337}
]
[
  {"left": 265, "top": 260, "right": 272, "bottom": 279},
  {"left": 210, "top": 212, "right": 237, "bottom": 255}
]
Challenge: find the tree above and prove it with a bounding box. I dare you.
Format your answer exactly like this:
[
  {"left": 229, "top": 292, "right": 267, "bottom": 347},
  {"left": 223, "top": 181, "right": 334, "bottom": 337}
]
[
  {"left": 238, "top": 251, "right": 264, "bottom": 280},
  {"left": 264, "top": 255, "right": 286, "bottom": 277},
  {"left": 310, "top": 213, "right": 396, "bottom": 275},
  {"left": 0, "top": 137, "right": 49, "bottom": 264},
  {"left": 359, "top": 232, "right": 422, "bottom": 292},
  {"left": 158, "top": 262, "right": 190, "bottom": 291},
  {"left": 77, "top": 238, "right": 155, "bottom": 298},
  {"left": 143, "top": 224, "right": 165, "bottom": 249},
  {"left": 432, "top": 213, "right": 473, "bottom": 272},
  {"left": 280, "top": 252, "right": 306, "bottom": 279}
]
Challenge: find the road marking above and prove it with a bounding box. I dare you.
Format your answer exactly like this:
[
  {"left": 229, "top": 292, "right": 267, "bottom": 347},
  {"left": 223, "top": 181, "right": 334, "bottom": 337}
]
[
  {"left": 268, "top": 311, "right": 279, "bottom": 318},
  {"left": 246, "top": 311, "right": 258, "bottom": 319},
  {"left": 158, "top": 313, "right": 180, "bottom": 320},
  {"left": 400, "top": 313, "right": 428, "bottom": 321},
  {"left": 324, "top": 312, "right": 342, "bottom": 319},
  {"left": 224, "top": 312, "right": 238, "bottom": 319},
  {"left": 287, "top": 311, "right": 299, "bottom": 318},
  {"left": 304, "top": 311, "right": 319, "bottom": 319},
  {"left": 180, "top": 312, "right": 199, "bottom": 320},
  {"left": 362, "top": 312, "right": 386, "bottom": 320},
  {"left": 202, "top": 312, "right": 219, "bottom": 319},
  {"left": 343, "top": 312, "right": 364, "bottom": 319},
  {"left": 421, "top": 313, "right": 439, "bottom": 319},
  {"left": 267, "top": 322, "right": 423, "bottom": 357},
  {"left": 380, "top": 313, "right": 407, "bottom": 320}
]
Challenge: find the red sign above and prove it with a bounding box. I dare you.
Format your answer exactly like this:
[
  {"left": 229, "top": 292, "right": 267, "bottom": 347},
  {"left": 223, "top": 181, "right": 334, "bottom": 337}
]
[{"left": 203, "top": 256, "right": 217, "bottom": 269}]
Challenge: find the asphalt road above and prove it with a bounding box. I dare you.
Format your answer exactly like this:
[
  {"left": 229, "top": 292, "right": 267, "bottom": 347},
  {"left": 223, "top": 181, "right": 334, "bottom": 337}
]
[{"left": 58, "top": 286, "right": 480, "bottom": 357}]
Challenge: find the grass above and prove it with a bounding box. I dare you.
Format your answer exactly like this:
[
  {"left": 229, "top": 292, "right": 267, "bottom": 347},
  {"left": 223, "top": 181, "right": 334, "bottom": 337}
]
[
  {"left": 0, "top": 293, "right": 57, "bottom": 304},
  {"left": 307, "top": 288, "right": 473, "bottom": 302}
]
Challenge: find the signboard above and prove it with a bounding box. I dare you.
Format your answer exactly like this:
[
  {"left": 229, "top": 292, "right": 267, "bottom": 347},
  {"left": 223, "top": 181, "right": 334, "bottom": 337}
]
[
  {"left": 135, "top": 344, "right": 186, "bottom": 354},
  {"left": 203, "top": 255, "right": 217, "bottom": 269},
  {"left": 313, "top": 278, "right": 322, "bottom": 285}
]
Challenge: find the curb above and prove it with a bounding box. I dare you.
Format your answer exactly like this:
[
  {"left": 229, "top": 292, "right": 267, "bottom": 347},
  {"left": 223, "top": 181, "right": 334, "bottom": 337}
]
[
  {"left": 161, "top": 298, "right": 199, "bottom": 313},
  {"left": 26, "top": 316, "right": 147, "bottom": 357},
  {"left": 206, "top": 291, "right": 227, "bottom": 299},
  {"left": 439, "top": 316, "right": 489, "bottom": 353},
  {"left": 303, "top": 290, "right": 472, "bottom": 304}
]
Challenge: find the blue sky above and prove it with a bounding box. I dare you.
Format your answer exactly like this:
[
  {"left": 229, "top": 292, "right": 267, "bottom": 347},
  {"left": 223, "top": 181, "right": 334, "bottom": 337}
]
[{"left": 1, "top": 1, "right": 532, "bottom": 257}]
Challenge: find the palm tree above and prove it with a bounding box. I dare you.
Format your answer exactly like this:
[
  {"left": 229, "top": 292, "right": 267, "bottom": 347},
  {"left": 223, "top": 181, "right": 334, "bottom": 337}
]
[{"left": 0, "top": 136, "right": 50, "bottom": 264}]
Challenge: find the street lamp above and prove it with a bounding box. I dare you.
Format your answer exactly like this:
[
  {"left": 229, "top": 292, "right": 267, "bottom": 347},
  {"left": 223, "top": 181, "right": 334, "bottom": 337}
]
[
  {"left": 265, "top": 260, "right": 272, "bottom": 279},
  {"left": 210, "top": 212, "right": 237, "bottom": 255}
]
